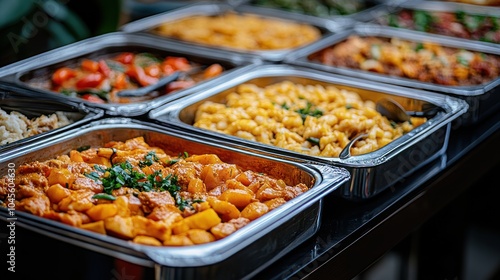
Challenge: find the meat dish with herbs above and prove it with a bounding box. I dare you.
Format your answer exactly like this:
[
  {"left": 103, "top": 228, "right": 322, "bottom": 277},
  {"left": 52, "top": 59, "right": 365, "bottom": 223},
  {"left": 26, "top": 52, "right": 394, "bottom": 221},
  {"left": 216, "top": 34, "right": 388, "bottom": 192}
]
[
  {"left": 309, "top": 35, "right": 500, "bottom": 86},
  {"left": 377, "top": 9, "right": 500, "bottom": 43}
]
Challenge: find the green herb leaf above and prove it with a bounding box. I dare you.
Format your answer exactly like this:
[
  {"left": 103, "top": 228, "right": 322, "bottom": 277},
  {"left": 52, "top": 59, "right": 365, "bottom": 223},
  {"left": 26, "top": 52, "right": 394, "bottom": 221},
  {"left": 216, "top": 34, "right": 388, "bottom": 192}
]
[
  {"left": 77, "top": 145, "right": 91, "bottom": 152},
  {"left": 139, "top": 151, "right": 159, "bottom": 168},
  {"left": 92, "top": 193, "right": 116, "bottom": 201},
  {"left": 306, "top": 137, "right": 320, "bottom": 145}
]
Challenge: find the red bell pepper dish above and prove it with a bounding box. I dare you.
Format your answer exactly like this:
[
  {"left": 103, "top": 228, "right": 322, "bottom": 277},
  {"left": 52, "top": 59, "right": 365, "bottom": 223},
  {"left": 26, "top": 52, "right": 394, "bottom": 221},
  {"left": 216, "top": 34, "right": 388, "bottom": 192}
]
[{"left": 50, "top": 52, "right": 224, "bottom": 104}]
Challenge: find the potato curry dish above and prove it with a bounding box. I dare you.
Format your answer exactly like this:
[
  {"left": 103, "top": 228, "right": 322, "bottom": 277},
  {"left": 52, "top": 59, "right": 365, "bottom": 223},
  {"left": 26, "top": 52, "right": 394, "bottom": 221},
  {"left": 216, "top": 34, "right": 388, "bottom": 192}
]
[{"left": 0, "top": 136, "right": 309, "bottom": 246}]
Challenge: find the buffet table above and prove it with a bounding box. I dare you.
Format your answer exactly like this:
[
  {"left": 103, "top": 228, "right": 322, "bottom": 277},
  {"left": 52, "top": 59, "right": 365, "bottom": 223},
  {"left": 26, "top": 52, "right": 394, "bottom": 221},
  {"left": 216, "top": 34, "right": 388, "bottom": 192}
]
[
  {"left": 2, "top": 1, "right": 500, "bottom": 279},
  {"left": 2, "top": 98, "right": 498, "bottom": 280}
]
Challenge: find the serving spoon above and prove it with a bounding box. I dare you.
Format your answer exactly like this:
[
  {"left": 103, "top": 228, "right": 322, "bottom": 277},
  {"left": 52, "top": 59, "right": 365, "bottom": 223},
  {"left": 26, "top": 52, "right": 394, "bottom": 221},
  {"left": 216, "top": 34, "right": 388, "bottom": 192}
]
[
  {"left": 339, "top": 98, "right": 442, "bottom": 159},
  {"left": 116, "top": 71, "right": 181, "bottom": 97}
]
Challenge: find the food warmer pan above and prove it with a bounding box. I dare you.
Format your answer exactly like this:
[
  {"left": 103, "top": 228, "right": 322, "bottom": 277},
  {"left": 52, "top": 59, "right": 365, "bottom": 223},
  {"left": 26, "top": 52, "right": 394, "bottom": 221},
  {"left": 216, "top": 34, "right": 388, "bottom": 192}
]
[
  {"left": 285, "top": 24, "right": 500, "bottom": 125},
  {"left": 0, "top": 32, "right": 259, "bottom": 117},
  {"left": 0, "top": 83, "right": 104, "bottom": 155},
  {"left": 119, "top": 2, "right": 349, "bottom": 62},
  {"left": 148, "top": 64, "right": 468, "bottom": 200},
  {"left": 368, "top": 0, "right": 500, "bottom": 45},
  {"left": 0, "top": 117, "right": 350, "bottom": 279},
  {"left": 242, "top": 0, "right": 392, "bottom": 23}
]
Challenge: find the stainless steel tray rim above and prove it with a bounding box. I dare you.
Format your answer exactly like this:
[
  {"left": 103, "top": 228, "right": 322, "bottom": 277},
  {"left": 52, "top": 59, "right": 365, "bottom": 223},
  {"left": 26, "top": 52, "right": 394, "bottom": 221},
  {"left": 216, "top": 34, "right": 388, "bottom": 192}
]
[
  {"left": 285, "top": 25, "right": 500, "bottom": 96},
  {"left": 149, "top": 64, "right": 468, "bottom": 166},
  {"left": 1, "top": 117, "right": 350, "bottom": 267},
  {"left": 0, "top": 32, "right": 260, "bottom": 116},
  {"left": 119, "top": 2, "right": 339, "bottom": 62}
]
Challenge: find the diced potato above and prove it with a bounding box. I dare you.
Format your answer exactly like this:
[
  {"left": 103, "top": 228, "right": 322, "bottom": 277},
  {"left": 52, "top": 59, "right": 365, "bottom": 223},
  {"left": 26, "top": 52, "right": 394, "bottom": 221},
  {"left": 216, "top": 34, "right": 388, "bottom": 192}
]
[
  {"left": 187, "top": 178, "right": 206, "bottom": 193},
  {"left": 206, "top": 197, "right": 240, "bottom": 222},
  {"left": 186, "top": 154, "right": 222, "bottom": 164},
  {"left": 132, "top": 216, "right": 171, "bottom": 241},
  {"left": 47, "top": 168, "right": 76, "bottom": 187},
  {"left": 133, "top": 235, "right": 162, "bottom": 246},
  {"left": 164, "top": 234, "right": 194, "bottom": 246},
  {"left": 241, "top": 202, "right": 268, "bottom": 221},
  {"left": 46, "top": 184, "right": 71, "bottom": 204},
  {"left": 225, "top": 179, "right": 248, "bottom": 190},
  {"left": 172, "top": 220, "right": 190, "bottom": 235},
  {"left": 187, "top": 229, "right": 215, "bottom": 244},
  {"left": 234, "top": 171, "right": 252, "bottom": 186},
  {"left": 263, "top": 197, "right": 286, "bottom": 210},
  {"left": 81, "top": 220, "right": 106, "bottom": 235},
  {"left": 86, "top": 204, "right": 118, "bottom": 221},
  {"left": 69, "top": 150, "right": 84, "bottom": 162},
  {"left": 183, "top": 208, "right": 221, "bottom": 230},
  {"left": 104, "top": 215, "right": 135, "bottom": 239},
  {"left": 113, "top": 196, "right": 131, "bottom": 217},
  {"left": 219, "top": 189, "right": 253, "bottom": 208}
]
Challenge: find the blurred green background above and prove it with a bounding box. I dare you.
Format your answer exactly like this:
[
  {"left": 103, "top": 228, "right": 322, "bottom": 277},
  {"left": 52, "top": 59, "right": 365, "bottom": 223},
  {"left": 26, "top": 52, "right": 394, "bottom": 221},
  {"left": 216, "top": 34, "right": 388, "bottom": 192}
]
[{"left": 0, "top": 0, "right": 123, "bottom": 67}]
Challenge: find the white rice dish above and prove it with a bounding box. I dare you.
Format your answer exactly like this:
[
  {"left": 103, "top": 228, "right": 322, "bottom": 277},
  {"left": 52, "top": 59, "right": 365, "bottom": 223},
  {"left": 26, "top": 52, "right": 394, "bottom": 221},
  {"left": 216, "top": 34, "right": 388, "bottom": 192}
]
[{"left": 0, "top": 108, "right": 72, "bottom": 145}]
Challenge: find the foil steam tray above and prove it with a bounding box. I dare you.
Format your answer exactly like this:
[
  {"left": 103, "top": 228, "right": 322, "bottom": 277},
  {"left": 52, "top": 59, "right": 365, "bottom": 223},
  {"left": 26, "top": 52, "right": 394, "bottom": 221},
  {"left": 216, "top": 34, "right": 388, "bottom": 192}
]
[
  {"left": 285, "top": 23, "right": 500, "bottom": 125},
  {"left": 147, "top": 64, "right": 468, "bottom": 200},
  {"left": 0, "top": 32, "right": 259, "bottom": 117},
  {"left": 120, "top": 2, "right": 349, "bottom": 62},
  {"left": 0, "top": 82, "right": 104, "bottom": 155},
  {"left": 0, "top": 117, "right": 349, "bottom": 279}
]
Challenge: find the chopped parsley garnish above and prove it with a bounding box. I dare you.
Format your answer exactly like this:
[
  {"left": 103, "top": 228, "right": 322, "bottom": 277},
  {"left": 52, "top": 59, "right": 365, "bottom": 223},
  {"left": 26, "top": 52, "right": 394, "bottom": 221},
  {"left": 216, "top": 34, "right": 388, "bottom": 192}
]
[
  {"left": 92, "top": 193, "right": 116, "bottom": 201},
  {"left": 295, "top": 102, "right": 323, "bottom": 121},
  {"left": 76, "top": 145, "right": 91, "bottom": 152},
  {"left": 306, "top": 137, "right": 320, "bottom": 145},
  {"left": 85, "top": 151, "right": 202, "bottom": 210},
  {"left": 139, "top": 151, "right": 159, "bottom": 168}
]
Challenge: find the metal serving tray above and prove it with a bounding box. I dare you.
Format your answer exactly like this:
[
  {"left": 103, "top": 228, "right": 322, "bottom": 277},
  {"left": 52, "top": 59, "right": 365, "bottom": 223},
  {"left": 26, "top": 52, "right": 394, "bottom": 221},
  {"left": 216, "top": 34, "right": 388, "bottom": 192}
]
[
  {"left": 367, "top": 0, "right": 500, "bottom": 45},
  {"left": 148, "top": 64, "right": 468, "bottom": 200},
  {"left": 241, "top": 0, "right": 392, "bottom": 23},
  {"left": 0, "top": 117, "right": 349, "bottom": 279},
  {"left": 285, "top": 24, "right": 500, "bottom": 125},
  {"left": 0, "top": 32, "right": 258, "bottom": 117},
  {"left": 0, "top": 83, "right": 104, "bottom": 154},
  {"left": 120, "top": 2, "right": 348, "bottom": 62}
]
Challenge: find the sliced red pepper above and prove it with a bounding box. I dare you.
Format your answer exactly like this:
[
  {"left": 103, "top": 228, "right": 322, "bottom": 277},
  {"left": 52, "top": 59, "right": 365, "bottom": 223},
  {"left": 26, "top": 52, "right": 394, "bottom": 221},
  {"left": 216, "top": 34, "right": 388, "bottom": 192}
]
[
  {"left": 161, "top": 63, "right": 176, "bottom": 76},
  {"left": 125, "top": 65, "right": 158, "bottom": 87},
  {"left": 76, "top": 73, "right": 104, "bottom": 90},
  {"left": 98, "top": 59, "right": 111, "bottom": 77},
  {"left": 113, "top": 72, "right": 128, "bottom": 90},
  {"left": 116, "top": 52, "right": 135, "bottom": 64},
  {"left": 163, "top": 56, "right": 191, "bottom": 71},
  {"left": 166, "top": 80, "right": 195, "bottom": 93},
  {"left": 81, "top": 94, "right": 105, "bottom": 103},
  {"left": 203, "top": 64, "right": 223, "bottom": 78},
  {"left": 144, "top": 64, "right": 161, "bottom": 78},
  {"left": 81, "top": 59, "right": 100, "bottom": 72},
  {"left": 52, "top": 67, "right": 76, "bottom": 85}
]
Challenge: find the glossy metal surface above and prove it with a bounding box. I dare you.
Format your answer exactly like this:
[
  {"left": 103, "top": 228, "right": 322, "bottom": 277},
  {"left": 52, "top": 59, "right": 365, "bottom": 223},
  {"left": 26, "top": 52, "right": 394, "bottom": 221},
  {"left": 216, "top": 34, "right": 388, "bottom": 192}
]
[
  {"left": 0, "top": 32, "right": 259, "bottom": 117},
  {"left": 0, "top": 117, "right": 350, "bottom": 279},
  {"left": 0, "top": 83, "right": 104, "bottom": 155},
  {"left": 120, "top": 2, "right": 348, "bottom": 62},
  {"left": 148, "top": 64, "right": 468, "bottom": 200},
  {"left": 285, "top": 24, "right": 500, "bottom": 125}
]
